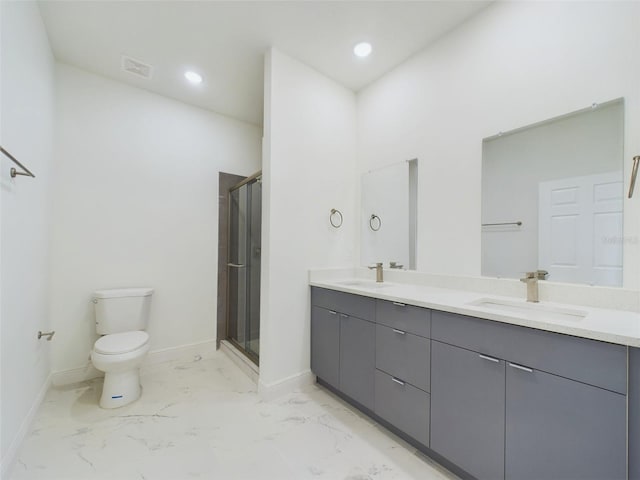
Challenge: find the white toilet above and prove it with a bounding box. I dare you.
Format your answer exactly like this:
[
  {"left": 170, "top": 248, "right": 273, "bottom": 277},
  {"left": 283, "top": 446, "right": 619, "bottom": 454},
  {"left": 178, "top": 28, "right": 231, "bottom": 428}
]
[{"left": 90, "top": 287, "right": 153, "bottom": 408}]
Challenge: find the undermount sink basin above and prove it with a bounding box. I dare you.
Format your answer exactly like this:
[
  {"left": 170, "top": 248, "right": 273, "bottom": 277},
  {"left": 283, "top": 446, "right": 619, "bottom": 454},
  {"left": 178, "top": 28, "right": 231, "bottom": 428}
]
[
  {"left": 467, "top": 297, "right": 587, "bottom": 322},
  {"left": 336, "top": 279, "right": 391, "bottom": 289}
]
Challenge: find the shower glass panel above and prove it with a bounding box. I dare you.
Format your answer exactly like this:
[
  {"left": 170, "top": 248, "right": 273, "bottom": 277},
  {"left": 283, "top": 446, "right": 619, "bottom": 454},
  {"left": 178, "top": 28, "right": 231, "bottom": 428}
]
[{"left": 227, "top": 174, "right": 261, "bottom": 364}]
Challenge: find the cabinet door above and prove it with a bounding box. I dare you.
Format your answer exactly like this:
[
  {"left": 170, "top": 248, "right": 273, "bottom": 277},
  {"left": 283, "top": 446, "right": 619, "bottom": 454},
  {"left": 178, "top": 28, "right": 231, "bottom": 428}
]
[
  {"left": 310, "top": 306, "right": 340, "bottom": 388},
  {"left": 506, "top": 364, "right": 626, "bottom": 480},
  {"left": 431, "top": 341, "right": 505, "bottom": 480},
  {"left": 340, "top": 314, "right": 375, "bottom": 411},
  {"left": 630, "top": 347, "right": 640, "bottom": 480}
]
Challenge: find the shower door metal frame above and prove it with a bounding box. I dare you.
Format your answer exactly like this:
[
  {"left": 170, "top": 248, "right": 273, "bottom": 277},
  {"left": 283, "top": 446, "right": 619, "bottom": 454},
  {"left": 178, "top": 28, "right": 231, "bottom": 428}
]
[{"left": 225, "top": 170, "right": 261, "bottom": 366}]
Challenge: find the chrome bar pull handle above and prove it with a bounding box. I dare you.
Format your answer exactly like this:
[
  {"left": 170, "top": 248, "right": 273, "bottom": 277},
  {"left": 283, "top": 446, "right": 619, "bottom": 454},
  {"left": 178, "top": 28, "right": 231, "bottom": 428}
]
[
  {"left": 391, "top": 377, "right": 406, "bottom": 386},
  {"left": 479, "top": 354, "right": 500, "bottom": 363},
  {"left": 629, "top": 155, "right": 639, "bottom": 199},
  {"left": 392, "top": 302, "right": 406, "bottom": 307},
  {"left": 328, "top": 310, "right": 337, "bottom": 315},
  {"left": 340, "top": 313, "right": 349, "bottom": 318},
  {"left": 509, "top": 362, "right": 533, "bottom": 373},
  {"left": 482, "top": 221, "right": 522, "bottom": 227},
  {"left": 392, "top": 329, "right": 406, "bottom": 335},
  {"left": 227, "top": 263, "right": 246, "bottom": 268}
]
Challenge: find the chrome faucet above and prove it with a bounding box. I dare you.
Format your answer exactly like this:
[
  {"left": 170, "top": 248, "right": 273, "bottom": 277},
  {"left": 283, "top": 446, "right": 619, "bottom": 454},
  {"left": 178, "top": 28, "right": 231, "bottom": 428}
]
[
  {"left": 520, "top": 270, "right": 548, "bottom": 302},
  {"left": 520, "top": 272, "right": 539, "bottom": 303},
  {"left": 368, "top": 262, "right": 384, "bottom": 282},
  {"left": 389, "top": 261, "right": 404, "bottom": 269}
]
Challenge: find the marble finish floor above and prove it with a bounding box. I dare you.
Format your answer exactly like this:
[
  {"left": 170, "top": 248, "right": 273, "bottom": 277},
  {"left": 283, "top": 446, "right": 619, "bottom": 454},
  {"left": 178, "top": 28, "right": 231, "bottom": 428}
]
[{"left": 11, "top": 350, "right": 458, "bottom": 480}]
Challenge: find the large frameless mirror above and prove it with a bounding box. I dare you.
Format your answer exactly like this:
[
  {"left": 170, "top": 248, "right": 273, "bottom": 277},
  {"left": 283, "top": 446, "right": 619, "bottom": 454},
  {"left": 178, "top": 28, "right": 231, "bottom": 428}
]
[
  {"left": 361, "top": 159, "right": 418, "bottom": 270},
  {"left": 481, "top": 99, "right": 624, "bottom": 287}
]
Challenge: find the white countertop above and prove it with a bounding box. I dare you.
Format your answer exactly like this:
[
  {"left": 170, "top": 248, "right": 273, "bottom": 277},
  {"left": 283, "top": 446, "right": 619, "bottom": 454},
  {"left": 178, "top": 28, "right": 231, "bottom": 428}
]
[{"left": 310, "top": 274, "right": 640, "bottom": 347}]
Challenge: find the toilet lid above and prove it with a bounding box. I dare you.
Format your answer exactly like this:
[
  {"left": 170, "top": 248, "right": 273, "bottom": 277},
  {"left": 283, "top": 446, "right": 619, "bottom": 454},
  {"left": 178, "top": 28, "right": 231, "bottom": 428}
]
[{"left": 94, "top": 331, "right": 149, "bottom": 355}]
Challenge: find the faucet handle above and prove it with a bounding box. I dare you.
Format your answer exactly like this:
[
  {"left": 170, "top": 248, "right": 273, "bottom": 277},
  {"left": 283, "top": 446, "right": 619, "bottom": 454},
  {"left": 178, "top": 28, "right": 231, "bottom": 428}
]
[
  {"left": 368, "top": 262, "right": 383, "bottom": 270},
  {"left": 520, "top": 271, "right": 536, "bottom": 282},
  {"left": 536, "top": 270, "right": 549, "bottom": 280}
]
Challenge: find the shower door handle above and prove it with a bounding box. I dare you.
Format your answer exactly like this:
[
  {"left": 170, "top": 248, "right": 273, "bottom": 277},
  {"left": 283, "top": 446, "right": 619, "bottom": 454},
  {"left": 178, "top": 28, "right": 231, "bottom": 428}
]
[{"left": 227, "top": 263, "right": 246, "bottom": 268}]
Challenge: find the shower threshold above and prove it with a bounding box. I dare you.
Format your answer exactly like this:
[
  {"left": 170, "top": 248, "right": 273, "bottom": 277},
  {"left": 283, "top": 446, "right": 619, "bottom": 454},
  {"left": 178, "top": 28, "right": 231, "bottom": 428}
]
[{"left": 220, "top": 340, "right": 259, "bottom": 383}]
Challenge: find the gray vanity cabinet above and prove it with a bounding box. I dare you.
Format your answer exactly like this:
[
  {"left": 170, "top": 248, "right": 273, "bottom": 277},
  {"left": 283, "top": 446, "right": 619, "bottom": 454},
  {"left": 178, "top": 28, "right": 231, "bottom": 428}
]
[
  {"left": 430, "top": 340, "right": 506, "bottom": 480},
  {"left": 631, "top": 347, "right": 640, "bottom": 480},
  {"left": 505, "top": 365, "right": 626, "bottom": 480},
  {"left": 312, "top": 287, "right": 631, "bottom": 480},
  {"left": 431, "top": 310, "right": 627, "bottom": 480},
  {"left": 310, "top": 287, "right": 376, "bottom": 410},
  {"left": 310, "top": 306, "right": 340, "bottom": 389},
  {"left": 339, "top": 313, "right": 375, "bottom": 410},
  {"left": 374, "top": 299, "right": 431, "bottom": 447}
]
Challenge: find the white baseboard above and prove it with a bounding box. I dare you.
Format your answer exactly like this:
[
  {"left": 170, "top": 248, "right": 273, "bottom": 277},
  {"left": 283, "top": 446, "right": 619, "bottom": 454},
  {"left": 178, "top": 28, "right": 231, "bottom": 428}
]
[
  {"left": 51, "top": 364, "right": 103, "bottom": 386},
  {"left": 258, "top": 370, "right": 315, "bottom": 401},
  {"left": 144, "top": 339, "right": 217, "bottom": 369},
  {"left": 220, "top": 340, "right": 259, "bottom": 384},
  {"left": 1, "top": 372, "right": 52, "bottom": 480},
  {"left": 51, "top": 339, "right": 218, "bottom": 386}
]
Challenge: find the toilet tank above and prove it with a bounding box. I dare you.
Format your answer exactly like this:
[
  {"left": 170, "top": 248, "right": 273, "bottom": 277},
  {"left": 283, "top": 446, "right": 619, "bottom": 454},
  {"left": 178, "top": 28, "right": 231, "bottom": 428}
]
[{"left": 93, "top": 288, "right": 153, "bottom": 335}]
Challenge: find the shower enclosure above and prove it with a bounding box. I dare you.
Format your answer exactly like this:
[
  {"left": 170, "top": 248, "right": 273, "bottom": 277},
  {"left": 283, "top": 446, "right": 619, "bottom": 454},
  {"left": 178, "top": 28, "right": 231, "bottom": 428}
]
[{"left": 227, "top": 172, "right": 261, "bottom": 364}]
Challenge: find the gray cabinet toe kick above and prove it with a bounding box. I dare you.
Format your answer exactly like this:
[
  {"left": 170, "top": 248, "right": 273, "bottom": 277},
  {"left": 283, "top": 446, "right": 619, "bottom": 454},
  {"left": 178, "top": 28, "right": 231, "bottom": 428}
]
[{"left": 310, "top": 286, "right": 632, "bottom": 480}]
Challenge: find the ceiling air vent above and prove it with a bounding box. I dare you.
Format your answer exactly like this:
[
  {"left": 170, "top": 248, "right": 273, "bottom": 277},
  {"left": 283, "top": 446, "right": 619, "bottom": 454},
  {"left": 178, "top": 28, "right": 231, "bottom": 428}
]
[{"left": 121, "top": 56, "right": 153, "bottom": 79}]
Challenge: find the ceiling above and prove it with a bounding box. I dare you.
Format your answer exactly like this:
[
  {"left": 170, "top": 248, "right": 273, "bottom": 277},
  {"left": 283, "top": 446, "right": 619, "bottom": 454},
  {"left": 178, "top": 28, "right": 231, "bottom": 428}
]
[{"left": 39, "top": 1, "right": 492, "bottom": 126}]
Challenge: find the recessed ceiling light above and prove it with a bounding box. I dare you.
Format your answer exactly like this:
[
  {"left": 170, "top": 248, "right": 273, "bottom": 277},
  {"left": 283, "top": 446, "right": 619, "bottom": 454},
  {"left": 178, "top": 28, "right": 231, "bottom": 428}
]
[
  {"left": 184, "top": 71, "right": 203, "bottom": 84},
  {"left": 353, "top": 42, "right": 372, "bottom": 58}
]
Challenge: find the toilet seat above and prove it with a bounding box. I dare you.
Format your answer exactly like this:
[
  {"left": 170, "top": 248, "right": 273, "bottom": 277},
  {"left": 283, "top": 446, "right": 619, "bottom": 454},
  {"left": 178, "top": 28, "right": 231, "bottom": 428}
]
[{"left": 94, "top": 331, "right": 149, "bottom": 355}]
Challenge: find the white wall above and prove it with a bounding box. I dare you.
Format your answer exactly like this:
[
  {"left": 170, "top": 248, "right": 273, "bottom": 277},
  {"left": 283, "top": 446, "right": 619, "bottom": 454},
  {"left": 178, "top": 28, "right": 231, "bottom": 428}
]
[
  {"left": 357, "top": 1, "right": 640, "bottom": 289},
  {"left": 0, "top": 1, "right": 55, "bottom": 473},
  {"left": 50, "top": 64, "right": 261, "bottom": 375},
  {"left": 260, "top": 49, "right": 357, "bottom": 389}
]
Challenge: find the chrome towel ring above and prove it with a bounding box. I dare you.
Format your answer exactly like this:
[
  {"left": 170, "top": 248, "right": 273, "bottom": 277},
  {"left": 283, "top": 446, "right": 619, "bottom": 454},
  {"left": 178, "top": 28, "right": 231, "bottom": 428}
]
[
  {"left": 370, "top": 214, "right": 381, "bottom": 231},
  {"left": 330, "top": 208, "right": 343, "bottom": 228}
]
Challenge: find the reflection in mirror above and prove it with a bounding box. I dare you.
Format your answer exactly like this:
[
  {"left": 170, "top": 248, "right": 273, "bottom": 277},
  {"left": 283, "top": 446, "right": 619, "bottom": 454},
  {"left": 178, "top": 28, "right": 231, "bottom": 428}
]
[
  {"left": 481, "top": 99, "right": 624, "bottom": 287},
  {"left": 361, "top": 159, "right": 418, "bottom": 270}
]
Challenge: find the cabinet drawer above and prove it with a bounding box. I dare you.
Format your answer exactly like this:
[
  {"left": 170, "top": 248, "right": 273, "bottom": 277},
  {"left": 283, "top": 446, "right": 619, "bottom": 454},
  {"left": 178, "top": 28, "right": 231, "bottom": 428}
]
[
  {"left": 311, "top": 287, "right": 375, "bottom": 320},
  {"left": 376, "top": 299, "right": 430, "bottom": 338},
  {"left": 431, "top": 310, "right": 627, "bottom": 394},
  {"left": 374, "top": 369, "right": 430, "bottom": 447},
  {"left": 376, "top": 324, "right": 430, "bottom": 392}
]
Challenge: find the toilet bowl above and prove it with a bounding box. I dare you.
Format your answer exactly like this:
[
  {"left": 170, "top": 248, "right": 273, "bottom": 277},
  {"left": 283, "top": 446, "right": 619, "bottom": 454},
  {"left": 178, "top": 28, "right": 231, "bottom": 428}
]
[
  {"left": 90, "top": 288, "right": 153, "bottom": 408},
  {"left": 91, "top": 331, "right": 150, "bottom": 408}
]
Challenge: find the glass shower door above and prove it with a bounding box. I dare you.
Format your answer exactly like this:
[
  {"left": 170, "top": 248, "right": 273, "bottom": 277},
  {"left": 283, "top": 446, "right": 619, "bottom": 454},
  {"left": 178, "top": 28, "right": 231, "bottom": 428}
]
[{"left": 227, "top": 175, "right": 261, "bottom": 364}]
